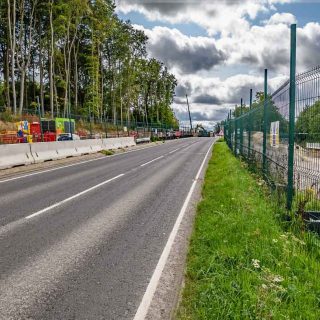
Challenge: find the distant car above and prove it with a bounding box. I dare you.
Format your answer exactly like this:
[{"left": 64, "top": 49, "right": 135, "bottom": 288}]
[{"left": 57, "top": 133, "right": 80, "bottom": 141}]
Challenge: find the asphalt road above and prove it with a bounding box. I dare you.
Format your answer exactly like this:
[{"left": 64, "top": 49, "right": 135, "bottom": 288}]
[{"left": 0, "top": 137, "right": 214, "bottom": 320}]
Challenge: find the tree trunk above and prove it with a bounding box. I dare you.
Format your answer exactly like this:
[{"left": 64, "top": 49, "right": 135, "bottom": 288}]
[
  {"left": 18, "top": 69, "right": 25, "bottom": 114},
  {"left": 49, "top": 0, "right": 54, "bottom": 118},
  {"left": 5, "top": 49, "right": 11, "bottom": 108},
  {"left": 39, "top": 19, "right": 44, "bottom": 115},
  {"left": 7, "top": 0, "right": 17, "bottom": 114},
  {"left": 74, "top": 44, "right": 78, "bottom": 112},
  {"left": 100, "top": 47, "right": 103, "bottom": 121}
]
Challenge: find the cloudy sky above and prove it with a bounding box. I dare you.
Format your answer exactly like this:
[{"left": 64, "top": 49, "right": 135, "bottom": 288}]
[{"left": 116, "top": 0, "right": 320, "bottom": 128}]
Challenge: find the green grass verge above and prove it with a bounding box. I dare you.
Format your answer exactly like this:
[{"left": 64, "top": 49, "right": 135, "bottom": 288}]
[
  {"left": 177, "top": 141, "right": 320, "bottom": 320},
  {"left": 100, "top": 149, "right": 115, "bottom": 156}
]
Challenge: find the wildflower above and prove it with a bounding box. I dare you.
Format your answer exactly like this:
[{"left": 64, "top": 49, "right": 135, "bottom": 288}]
[
  {"left": 272, "top": 275, "right": 284, "bottom": 283},
  {"left": 291, "top": 236, "right": 306, "bottom": 245},
  {"left": 252, "top": 259, "right": 261, "bottom": 269}
]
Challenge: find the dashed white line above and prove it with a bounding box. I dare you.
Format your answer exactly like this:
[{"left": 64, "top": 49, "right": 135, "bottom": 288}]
[
  {"left": 133, "top": 140, "right": 215, "bottom": 320},
  {"left": 25, "top": 174, "right": 125, "bottom": 220},
  {"left": 140, "top": 156, "right": 164, "bottom": 167},
  {"left": 168, "top": 148, "right": 181, "bottom": 154}
]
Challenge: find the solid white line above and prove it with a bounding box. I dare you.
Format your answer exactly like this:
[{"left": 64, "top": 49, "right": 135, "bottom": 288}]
[
  {"left": 133, "top": 140, "right": 214, "bottom": 320},
  {"left": 25, "top": 174, "right": 125, "bottom": 220},
  {"left": 0, "top": 142, "right": 172, "bottom": 184},
  {"left": 140, "top": 156, "right": 164, "bottom": 167}
]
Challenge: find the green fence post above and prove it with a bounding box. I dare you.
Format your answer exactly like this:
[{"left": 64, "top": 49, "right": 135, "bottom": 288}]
[
  {"left": 263, "top": 69, "right": 268, "bottom": 175},
  {"left": 234, "top": 117, "right": 238, "bottom": 156},
  {"left": 248, "top": 89, "right": 253, "bottom": 158},
  {"left": 229, "top": 109, "right": 232, "bottom": 150},
  {"left": 240, "top": 98, "right": 243, "bottom": 156},
  {"left": 287, "top": 24, "right": 297, "bottom": 210}
]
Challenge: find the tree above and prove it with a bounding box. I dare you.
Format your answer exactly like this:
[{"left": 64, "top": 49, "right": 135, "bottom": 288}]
[
  {"left": 0, "top": 0, "right": 179, "bottom": 127},
  {"left": 296, "top": 100, "right": 320, "bottom": 143}
]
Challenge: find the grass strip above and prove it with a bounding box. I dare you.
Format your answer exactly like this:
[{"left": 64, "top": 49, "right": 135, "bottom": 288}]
[{"left": 177, "top": 141, "right": 320, "bottom": 320}]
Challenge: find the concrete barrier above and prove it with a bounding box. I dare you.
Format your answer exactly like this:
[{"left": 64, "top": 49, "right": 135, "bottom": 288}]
[
  {"left": 136, "top": 137, "right": 151, "bottom": 144},
  {"left": 56, "top": 141, "right": 78, "bottom": 158},
  {"left": 74, "top": 139, "right": 103, "bottom": 155},
  {"left": 120, "top": 137, "right": 136, "bottom": 148},
  {"left": 31, "top": 141, "right": 76, "bottom": 163},
  {"left": 102, "top": 137, "right": 135, "bottom": 150},
  {"left": 0, "top": 143, "right": 34, "bottom": 169},
  {"left": 0, "top": 137, "right": 137, "bottom": 170}
]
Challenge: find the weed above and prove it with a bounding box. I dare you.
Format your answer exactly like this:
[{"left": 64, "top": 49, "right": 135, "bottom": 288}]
[{"left": 100, "top": 149, "right": 114, "bottom": 156}]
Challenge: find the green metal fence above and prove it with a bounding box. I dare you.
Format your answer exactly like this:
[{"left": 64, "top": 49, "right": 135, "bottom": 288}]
[{"left": 225, "top": 64, "right": 320, "bottom": 213}]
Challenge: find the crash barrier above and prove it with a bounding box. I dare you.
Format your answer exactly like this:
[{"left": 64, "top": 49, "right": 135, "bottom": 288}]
[
  {"left": 102, "top": 137, "right": 135, "bottom": 150},
  {"left": 0, "top": 137, "right": 136, "bottom": 169},
  {"left": 74, "top": 139, "right": 103, "bottom": 156},
  {"left": 31, "top": 141, "right": 75, "bottom": 163},
  {"left": 136, "top": 137, "right": 151, "bottom": 144},
  {"left": 0, "top": 143, "right": 34, "bottom": 170}
]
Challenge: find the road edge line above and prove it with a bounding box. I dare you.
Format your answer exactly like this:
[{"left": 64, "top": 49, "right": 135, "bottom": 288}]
[{"left": 133, "top": 140, "right": 215, "bottom": 320}]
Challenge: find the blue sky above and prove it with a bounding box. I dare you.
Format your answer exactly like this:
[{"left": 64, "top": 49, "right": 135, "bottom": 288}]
[{"left": 115, "top": 1, "right": 320, "bottom": 127}]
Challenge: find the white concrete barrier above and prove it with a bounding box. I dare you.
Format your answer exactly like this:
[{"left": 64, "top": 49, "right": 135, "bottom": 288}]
[
  {"left": 0, "top": 143, "right": 34, "bottom": 169},
  {"left": 136, "top": 137, "right": 151, "bottom": 144},
  {"left": 0, "top": 137, "right": 137, "bottom": 170},
  {"left": 56, "top": 141, "right": 78, "bottom": 158},
  {"left": 102, "top": 137, "right": 135, "bottom": 150},
  {"left": 120, "top": 137, "right": 136, "bottom": 148},
  {"left": 74, "top": 139, "right": 103, "bottom": 155},
  {"left": 31, "top": 141, "right": 77, "bottom": 163}
]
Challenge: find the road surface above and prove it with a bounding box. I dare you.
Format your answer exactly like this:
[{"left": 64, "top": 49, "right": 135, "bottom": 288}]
[{"left": 0, "top": 137, "right": 214, "bottom": 320}]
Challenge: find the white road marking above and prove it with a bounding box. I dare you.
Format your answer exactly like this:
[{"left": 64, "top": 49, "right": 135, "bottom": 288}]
[
  {"left": 25, "top": 174, "right": 125, "bottom": 220},
  {"left": 168, "top": 148, "right": 181, "bottom": 154},
  {"left": 133, "top": 140, "right": 215, "bottom": 320},
  {"left": 140, "top": 156, "right": 164, "bottom": 167},
  {"left": 1, "top": 140, "right": 198, "bottom": 227}
]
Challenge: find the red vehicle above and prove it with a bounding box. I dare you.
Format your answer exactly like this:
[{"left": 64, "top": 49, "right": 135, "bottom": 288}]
[{"left": 174, "top": 130, "right": 182, "bottom": 139}]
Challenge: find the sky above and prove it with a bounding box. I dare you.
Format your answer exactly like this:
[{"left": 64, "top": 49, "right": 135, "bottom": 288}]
[{"left": 115, "top": 0, "right": 320, "bottom": 129}]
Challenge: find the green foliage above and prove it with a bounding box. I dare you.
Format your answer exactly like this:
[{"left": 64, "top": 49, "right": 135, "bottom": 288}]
[
  {"left": 0, "top": 0, "right": 178, "bottom": 127},
  {"left": 100, "top": 149, "right": 115, "bottom": 156},
  {"left": 232, "top": 104, "right": 250, "bottom": 117},
  {"left": 177, "top": 142, "right": 320, "bottom": 320},
  {"left": 0, "top": 108, "right": 14, "bottom": 122},
  {"left": 296, "top": 100, "right": 320, "bottom": 143},
  {"left": 233, "top": 93, "right": 289, "bottom": 137}
]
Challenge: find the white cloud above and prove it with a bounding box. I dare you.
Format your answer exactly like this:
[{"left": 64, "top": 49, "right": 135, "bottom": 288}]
[
  {"left": 135, "top": 20, "right": 320, "bottom": 124},
  {"left": 265, "top": 12, "right": 297, "bottom": 25},
  {"left": 116, "top": 0, "right": 292, "bottom": 36},
  {"left": 135, "top": 25, "right": 226, "bottom": 73},
  {"left": 117, "top": 0, "right": 320, "bottom": 124},
  {"left": 172, "top": 72, "right": 287, "bottom": 125}
]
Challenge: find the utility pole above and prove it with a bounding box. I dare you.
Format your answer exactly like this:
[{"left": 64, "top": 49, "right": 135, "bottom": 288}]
[{"left": 186, "top": 94, "right": 193, "bottom": 131}]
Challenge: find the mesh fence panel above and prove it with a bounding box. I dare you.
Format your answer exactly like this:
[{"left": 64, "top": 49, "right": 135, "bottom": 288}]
[{"left": 225, "top": 66, "right": 320, "bottom": 211}]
